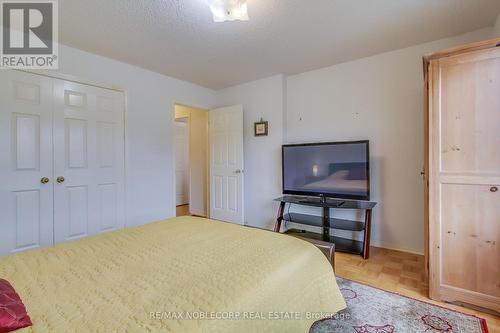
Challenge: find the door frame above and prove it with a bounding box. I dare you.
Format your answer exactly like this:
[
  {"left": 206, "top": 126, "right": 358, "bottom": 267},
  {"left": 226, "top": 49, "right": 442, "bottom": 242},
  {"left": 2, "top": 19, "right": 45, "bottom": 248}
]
[{"left": 12, "top": 68, "right": 129, "bottom": 228}]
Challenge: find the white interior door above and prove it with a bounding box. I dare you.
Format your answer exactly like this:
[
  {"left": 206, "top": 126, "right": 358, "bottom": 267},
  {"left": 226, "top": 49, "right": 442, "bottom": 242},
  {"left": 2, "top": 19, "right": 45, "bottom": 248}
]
[
  {"left": 209, "top": 105, "right": 244, "bottom": 224},
  {"left": 0, "top": 70, "right": 54, "bottom": 255},
  {"left": 175, "top": 120, "right": 189, "bottom": 206},
  {"left": 53, "top": 79, "right": 125, "bottom": 243}
]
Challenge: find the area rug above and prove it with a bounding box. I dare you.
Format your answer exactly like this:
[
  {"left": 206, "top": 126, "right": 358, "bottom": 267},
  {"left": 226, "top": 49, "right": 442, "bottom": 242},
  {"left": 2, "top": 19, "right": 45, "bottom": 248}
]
[{"left": 311, "top": 277, "right": 489, "bottom": 333}]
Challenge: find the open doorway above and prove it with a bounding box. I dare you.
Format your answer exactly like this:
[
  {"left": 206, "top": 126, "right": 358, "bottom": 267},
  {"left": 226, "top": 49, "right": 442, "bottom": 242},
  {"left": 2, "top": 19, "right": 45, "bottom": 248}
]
[
  {"left": 174, "top": 104, "right": 209, "bottom": 217},
  {"left": 175, "top": 116, "right": 189, "bottom": 215}
]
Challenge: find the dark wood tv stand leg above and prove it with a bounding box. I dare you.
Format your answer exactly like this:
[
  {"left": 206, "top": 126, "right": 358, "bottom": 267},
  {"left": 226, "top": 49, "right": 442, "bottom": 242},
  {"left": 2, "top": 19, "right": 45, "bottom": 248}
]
[
  {"left": 274, "top": 201, "right": 286, "bottom": 232},
  {"left": 362, "top": 209, "right": 372, "bottom": 259}
]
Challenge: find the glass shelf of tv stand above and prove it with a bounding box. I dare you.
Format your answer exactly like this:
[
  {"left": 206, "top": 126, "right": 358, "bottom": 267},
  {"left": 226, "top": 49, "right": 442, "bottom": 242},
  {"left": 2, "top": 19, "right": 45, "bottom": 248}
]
[
  {"left": 283, "top": 212, "right": 365, "bottom": 231},
  {"left": 274, "top": 195, "right": 376, "bottom": 210},
  {"left": 284, "top": 229, "right": 364, "bottom": 255}
]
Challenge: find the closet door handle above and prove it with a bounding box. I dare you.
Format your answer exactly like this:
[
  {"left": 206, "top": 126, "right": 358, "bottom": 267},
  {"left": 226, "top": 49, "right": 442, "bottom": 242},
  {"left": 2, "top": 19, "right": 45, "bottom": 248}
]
[
  {"left": 57, "top": 176, "right": 65, "bottom": 184},
  {"left": 40, "top": 177, "right": 50, "bottom": 184},
  {"left": 490, "top": 186, "right": 498, "bottom": 193}
]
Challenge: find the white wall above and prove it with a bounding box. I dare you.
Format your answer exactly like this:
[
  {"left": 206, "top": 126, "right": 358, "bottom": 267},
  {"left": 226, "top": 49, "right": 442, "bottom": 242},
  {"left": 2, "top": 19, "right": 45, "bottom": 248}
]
[
  {"left": 285, "top": 28, "right": 494, "bottom": 254},
  {"left": 57, "top": 45, "right": 216, "bottom": 227},
  {"left": 216, "top": 75, "right": 285, "bottom": 229},
  {"left": 495, "top": 13, "right": 500, "bottom": 37}
]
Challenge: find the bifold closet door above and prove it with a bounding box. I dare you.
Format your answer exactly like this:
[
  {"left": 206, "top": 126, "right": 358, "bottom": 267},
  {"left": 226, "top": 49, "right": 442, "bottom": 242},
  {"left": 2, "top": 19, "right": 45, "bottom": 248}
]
[
  {"left": 53, "top": 79, "right": 125, "bottom": 243},
  {"left": 0, "top": 71, "right": 54, "bottom": 255}
]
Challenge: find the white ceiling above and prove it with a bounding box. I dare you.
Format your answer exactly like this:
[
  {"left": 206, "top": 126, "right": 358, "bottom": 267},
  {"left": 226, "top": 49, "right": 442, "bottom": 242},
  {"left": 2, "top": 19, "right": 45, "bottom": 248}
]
[{"left": 60, "top": 0, "right": 500, "bottom": 89}]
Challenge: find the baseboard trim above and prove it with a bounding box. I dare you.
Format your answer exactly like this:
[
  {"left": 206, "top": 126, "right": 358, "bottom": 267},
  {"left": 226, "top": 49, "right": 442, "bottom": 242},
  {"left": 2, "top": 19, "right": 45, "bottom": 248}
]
[{"left": 369, "top": 240, "right": 424, "bottom": 256}]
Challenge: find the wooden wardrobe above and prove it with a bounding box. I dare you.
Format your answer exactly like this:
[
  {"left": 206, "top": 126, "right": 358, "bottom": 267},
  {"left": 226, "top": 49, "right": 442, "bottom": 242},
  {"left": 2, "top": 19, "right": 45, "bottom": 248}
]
[{"left": 424, "top": 38, "right": 500, "bottom": 314}]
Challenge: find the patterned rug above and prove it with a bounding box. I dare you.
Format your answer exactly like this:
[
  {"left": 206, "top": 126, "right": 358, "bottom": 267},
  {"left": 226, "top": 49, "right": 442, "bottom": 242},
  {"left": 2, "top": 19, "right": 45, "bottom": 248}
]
[{"left": 311, "top": 277, "right": 489, "bottom": 333}]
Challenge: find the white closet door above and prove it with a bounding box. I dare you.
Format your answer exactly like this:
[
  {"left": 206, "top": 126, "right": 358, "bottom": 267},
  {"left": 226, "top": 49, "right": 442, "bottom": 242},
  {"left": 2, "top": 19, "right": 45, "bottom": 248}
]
[
  {"left": 53, "top": 79, "right": 125, "bottom": 243},
  {"left": 0, "top": 70, "right": 54, "bottom": 255}
]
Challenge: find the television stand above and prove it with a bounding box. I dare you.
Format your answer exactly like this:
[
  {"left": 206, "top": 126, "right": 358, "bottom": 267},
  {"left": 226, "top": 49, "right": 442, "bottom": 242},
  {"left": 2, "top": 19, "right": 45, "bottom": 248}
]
[{"left": 274, "top": 195, "right": 377, "bottom": 259}]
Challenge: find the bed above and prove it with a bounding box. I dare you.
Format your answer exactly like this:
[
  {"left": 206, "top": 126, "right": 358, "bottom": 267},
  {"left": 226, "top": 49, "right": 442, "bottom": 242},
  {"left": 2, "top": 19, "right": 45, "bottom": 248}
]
[{"left": 0, "top": 216, "right": 346, "bottom": 333}]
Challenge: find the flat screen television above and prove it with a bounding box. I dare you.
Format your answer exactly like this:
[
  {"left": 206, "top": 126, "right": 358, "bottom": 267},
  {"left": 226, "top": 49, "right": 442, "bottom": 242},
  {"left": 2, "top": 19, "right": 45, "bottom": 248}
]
[{"left": 282, "top": 140, "right": 370, "bottom": 200}]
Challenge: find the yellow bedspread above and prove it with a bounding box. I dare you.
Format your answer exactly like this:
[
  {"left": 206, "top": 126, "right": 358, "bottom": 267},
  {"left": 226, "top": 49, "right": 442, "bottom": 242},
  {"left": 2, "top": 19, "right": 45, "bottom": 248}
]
[{"left": 0, "top": 216, "right": 346, "bottom": 333}]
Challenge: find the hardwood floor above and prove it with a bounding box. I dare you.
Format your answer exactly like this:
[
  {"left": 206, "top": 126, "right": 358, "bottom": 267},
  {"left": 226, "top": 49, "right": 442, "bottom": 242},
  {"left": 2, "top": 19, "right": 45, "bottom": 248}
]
[
  {"left": 176, "top": 204, "right": 190, "bottom": 217},
  {"left": 335, "top": 247, "right": 499, "bottom": 332}
]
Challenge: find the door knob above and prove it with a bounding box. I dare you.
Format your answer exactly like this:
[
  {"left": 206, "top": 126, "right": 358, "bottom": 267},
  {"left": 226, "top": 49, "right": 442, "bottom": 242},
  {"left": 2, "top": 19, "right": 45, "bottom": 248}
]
[
  {"left": 234, "top": 169, "right": 243, "bottom": 174},
  {"left": 491, "top": 186, "right": 498, "bottom": 193},
  {"left": 57, "top": 176, "right": 65, "bottom": 184},
  {"left": 40, "top": 177, "right": 50, "bottom": 184}
]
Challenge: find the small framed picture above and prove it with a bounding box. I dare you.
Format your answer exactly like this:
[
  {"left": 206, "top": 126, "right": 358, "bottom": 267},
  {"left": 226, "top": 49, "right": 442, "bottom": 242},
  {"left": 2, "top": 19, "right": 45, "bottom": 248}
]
[{"left": 254, "top": 120, "right": 268, "bottom": 136}]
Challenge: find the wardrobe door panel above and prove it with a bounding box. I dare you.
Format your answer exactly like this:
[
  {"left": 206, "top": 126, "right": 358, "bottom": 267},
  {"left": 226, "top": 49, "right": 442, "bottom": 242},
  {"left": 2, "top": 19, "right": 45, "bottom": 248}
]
[
  {"left": 441, "top": 184, "right": 499, "bottom": 298},
  {"left": 440, "top": 52, "right": 500, "bottom": 173}
]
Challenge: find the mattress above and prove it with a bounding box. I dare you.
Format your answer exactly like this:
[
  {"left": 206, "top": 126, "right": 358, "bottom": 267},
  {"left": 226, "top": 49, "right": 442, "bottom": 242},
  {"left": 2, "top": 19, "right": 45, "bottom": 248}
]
[{"left": 0, "top": 216, "right": 346, "bottom": 332}]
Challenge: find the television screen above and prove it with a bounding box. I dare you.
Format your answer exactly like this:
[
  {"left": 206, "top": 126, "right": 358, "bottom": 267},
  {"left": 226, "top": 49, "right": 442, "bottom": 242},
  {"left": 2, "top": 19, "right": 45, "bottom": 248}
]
[{"left": 282, "top": 141, "right": 370, "bottom": 200}]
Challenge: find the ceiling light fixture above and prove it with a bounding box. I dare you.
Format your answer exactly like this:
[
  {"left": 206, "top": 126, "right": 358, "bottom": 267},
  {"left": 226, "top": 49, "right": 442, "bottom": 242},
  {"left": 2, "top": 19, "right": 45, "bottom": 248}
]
[{"left": 207, "top": 0, "right": 249, "bottom": 23}]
